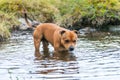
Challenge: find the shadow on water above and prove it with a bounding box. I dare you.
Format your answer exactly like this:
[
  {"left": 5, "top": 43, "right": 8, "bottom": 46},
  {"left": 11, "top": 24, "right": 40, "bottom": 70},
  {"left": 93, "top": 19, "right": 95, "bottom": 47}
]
[{"left": 0, "top": 31, "right": 120, "bottom": 80}]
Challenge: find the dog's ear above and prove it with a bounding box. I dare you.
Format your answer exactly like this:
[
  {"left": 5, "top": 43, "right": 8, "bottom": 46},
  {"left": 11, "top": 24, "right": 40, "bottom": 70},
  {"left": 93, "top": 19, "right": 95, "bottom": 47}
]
[
  {"left": 60, "top": 30, "right": 66, "bottom": 35},
  {"left": 73, "top": 30, "right": 78, "bottom": 34}
]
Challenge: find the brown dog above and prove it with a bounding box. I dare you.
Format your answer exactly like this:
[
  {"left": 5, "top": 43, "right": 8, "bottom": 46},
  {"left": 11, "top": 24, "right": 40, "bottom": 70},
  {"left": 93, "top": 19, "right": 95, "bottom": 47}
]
[
  {"left": 33, "top": 23, "right": 78, "bottom": 52},
  {"left": 23, "top": 10, "right": 78, "bottom": 56}
]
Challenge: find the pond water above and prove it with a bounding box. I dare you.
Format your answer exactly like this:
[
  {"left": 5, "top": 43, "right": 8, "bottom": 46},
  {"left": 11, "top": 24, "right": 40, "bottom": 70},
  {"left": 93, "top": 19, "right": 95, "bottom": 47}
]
[{"left": 0, "top": 31, "right": 120, "bottom": 80}]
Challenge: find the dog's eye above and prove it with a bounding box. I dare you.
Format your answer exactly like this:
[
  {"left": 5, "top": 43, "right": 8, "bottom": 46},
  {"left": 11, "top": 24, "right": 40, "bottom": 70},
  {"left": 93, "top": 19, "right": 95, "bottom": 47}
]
[
  {"left": 73, "top": 40, "right": 76, "bottom": 43},
  {"left": 65, "top": 40, "right": 70, "bottom": 43}
]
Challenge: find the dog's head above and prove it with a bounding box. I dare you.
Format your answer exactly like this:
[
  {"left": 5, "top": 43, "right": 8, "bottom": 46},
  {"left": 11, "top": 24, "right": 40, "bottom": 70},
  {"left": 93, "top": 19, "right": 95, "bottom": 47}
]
[{"left": 60, "top": 30, "right": 78, "bottom": 51}]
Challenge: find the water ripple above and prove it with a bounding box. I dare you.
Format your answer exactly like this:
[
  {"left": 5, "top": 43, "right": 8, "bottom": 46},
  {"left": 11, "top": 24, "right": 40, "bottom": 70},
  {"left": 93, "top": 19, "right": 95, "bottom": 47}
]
[{"left": 0, "top": 31, "right": 120, "bottom": 80}]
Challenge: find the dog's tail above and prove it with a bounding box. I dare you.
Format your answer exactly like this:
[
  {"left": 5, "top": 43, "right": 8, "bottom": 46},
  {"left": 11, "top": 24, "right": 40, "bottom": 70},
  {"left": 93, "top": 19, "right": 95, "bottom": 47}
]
[
  {"left": 23, "top": 9, "right": 32, "bottom": 28},
  {"left": 23, "top": 9, "right": 39, "bottom": 29}
]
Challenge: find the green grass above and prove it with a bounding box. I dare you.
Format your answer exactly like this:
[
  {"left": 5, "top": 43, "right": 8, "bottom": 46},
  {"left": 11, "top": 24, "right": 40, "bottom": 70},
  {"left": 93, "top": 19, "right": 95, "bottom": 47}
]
[
  {"left": 0, "top": 22, "right": 10, "bottom": 39},
  {"left": 0, "top": 11, "right": 19, "bottom": 41},
  {"left": 0, "top": 0, "right": 120, "bottom": 40}
]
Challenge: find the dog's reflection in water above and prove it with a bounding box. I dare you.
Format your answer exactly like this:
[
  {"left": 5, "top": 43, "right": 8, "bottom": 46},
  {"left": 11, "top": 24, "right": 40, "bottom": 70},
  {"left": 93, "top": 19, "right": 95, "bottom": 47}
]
[
  {"left": 34, "top": 43, "right": 78, "bottom": 75},
  {"left": 53, "top": 51, "right": 76, "bottom": 61},
  {"left": 35, "top": 41, "right": 76, "bottom": 61}
]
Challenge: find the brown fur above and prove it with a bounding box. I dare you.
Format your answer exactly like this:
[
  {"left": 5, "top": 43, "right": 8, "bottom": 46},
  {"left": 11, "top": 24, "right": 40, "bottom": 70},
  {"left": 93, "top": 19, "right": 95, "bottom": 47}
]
[
  {"left": 23, "top": 10, "right": 78, "bottom": 57},
  {"left": 33, "top": 23, "right": 78, "bottom": 55}
]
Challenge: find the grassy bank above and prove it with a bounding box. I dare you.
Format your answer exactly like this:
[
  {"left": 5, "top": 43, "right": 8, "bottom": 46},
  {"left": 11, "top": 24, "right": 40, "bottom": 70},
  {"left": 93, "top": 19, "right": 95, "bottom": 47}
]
[
  {"left": 0, "top": 0, "right": 120, "bottom": 40},
  {"left": 0, "top": 11, "right": 19, "bottom": 41}
]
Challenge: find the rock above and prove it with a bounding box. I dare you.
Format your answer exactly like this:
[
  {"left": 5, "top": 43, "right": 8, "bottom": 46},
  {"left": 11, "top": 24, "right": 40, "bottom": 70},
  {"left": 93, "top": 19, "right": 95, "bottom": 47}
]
[
  {"left": 78, "top": 27, "right": 96, "bottom": 36},
  {"left": 109, "top": 25, "right": 120, "bottom": 32},
  {"left": 18, "top": 18, "right": 40, "bottom": 31},
  {"left": 31, "top": 21, "right": 40, "bottom": 28},
  {"left": 18, "top": 18, "right": 31, "bottom": 30},
  {"left": 78, "top": 27, "right": 110, "bottom": 38}
]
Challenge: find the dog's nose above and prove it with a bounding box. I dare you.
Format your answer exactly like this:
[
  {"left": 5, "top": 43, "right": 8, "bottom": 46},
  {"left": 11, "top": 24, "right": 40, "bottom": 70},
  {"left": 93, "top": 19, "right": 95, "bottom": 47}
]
[{"left": 69, "top": 46, "right": 74, "bottom": 51}]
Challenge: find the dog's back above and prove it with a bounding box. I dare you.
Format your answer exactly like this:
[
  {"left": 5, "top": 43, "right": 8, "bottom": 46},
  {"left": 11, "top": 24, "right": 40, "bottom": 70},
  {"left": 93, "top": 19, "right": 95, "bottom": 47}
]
[{"left": 34, "top": 23, "right": 64, "bottom": 45}]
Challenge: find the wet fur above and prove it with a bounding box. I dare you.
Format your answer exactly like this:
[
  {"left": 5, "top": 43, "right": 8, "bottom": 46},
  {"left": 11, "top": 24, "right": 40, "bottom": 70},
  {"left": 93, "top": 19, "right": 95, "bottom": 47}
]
[
  {"left": 33, "top": 23, "right": 78, "bottom": 54},
  {"left": 23, "top": 10, "right": 78, "bottom": 57}
]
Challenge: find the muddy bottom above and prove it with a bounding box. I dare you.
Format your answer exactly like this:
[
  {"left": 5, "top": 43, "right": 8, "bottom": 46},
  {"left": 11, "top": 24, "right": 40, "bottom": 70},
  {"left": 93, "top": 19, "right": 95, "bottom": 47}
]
[{"left": 0, "top": 31, "right": 120, "bottom": 80}]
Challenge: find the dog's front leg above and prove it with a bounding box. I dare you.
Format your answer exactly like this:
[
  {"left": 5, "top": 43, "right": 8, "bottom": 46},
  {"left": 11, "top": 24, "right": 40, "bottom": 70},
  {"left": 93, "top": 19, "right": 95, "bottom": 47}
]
[
  {"left": 54, "top": 37, "right": 62, "bottom": 52},
  {"left": 54, "top": 43, "right": 67, "bottom": 52},
  {"left": 54, "top": 44, "right": 60, "bottom": 52}
]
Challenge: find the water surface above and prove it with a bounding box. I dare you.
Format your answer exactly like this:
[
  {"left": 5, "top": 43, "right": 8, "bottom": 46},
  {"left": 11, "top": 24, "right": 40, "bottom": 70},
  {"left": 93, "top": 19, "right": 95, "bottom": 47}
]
[{"left": 0, "top": 31, "right": 120, "bottom": 80}]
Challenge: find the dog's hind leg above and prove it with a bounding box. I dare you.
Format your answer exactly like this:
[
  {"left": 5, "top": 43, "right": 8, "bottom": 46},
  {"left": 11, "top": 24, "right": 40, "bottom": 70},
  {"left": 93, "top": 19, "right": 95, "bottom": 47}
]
[
  {"left": 42, "top": 40, "right": 49, "bottom": 51},
  {"left": 42, "top": 40, "right": 49, "bottom": 57},
  {"left": 33, "top": 30, "right": 42, "bottom": 57}
]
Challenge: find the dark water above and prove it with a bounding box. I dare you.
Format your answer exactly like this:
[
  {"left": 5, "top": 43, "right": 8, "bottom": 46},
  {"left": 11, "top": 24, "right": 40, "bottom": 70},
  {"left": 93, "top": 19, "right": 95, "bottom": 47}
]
[{"left": 0, "top": 31, "right": 120, "bottom": 80}]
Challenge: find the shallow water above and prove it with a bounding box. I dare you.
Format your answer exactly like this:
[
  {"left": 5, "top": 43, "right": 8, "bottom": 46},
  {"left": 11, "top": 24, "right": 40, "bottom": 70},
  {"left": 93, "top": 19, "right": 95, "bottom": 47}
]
[{"left": 0, "top": 31, "right": 120, "bottom": 80}]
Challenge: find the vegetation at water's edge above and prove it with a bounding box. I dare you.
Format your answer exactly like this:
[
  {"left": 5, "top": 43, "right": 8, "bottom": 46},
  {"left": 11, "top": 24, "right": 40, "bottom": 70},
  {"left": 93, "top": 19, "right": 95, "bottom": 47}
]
[{"left": 0, "top": 0, "right": 120, "bottom": 40}]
